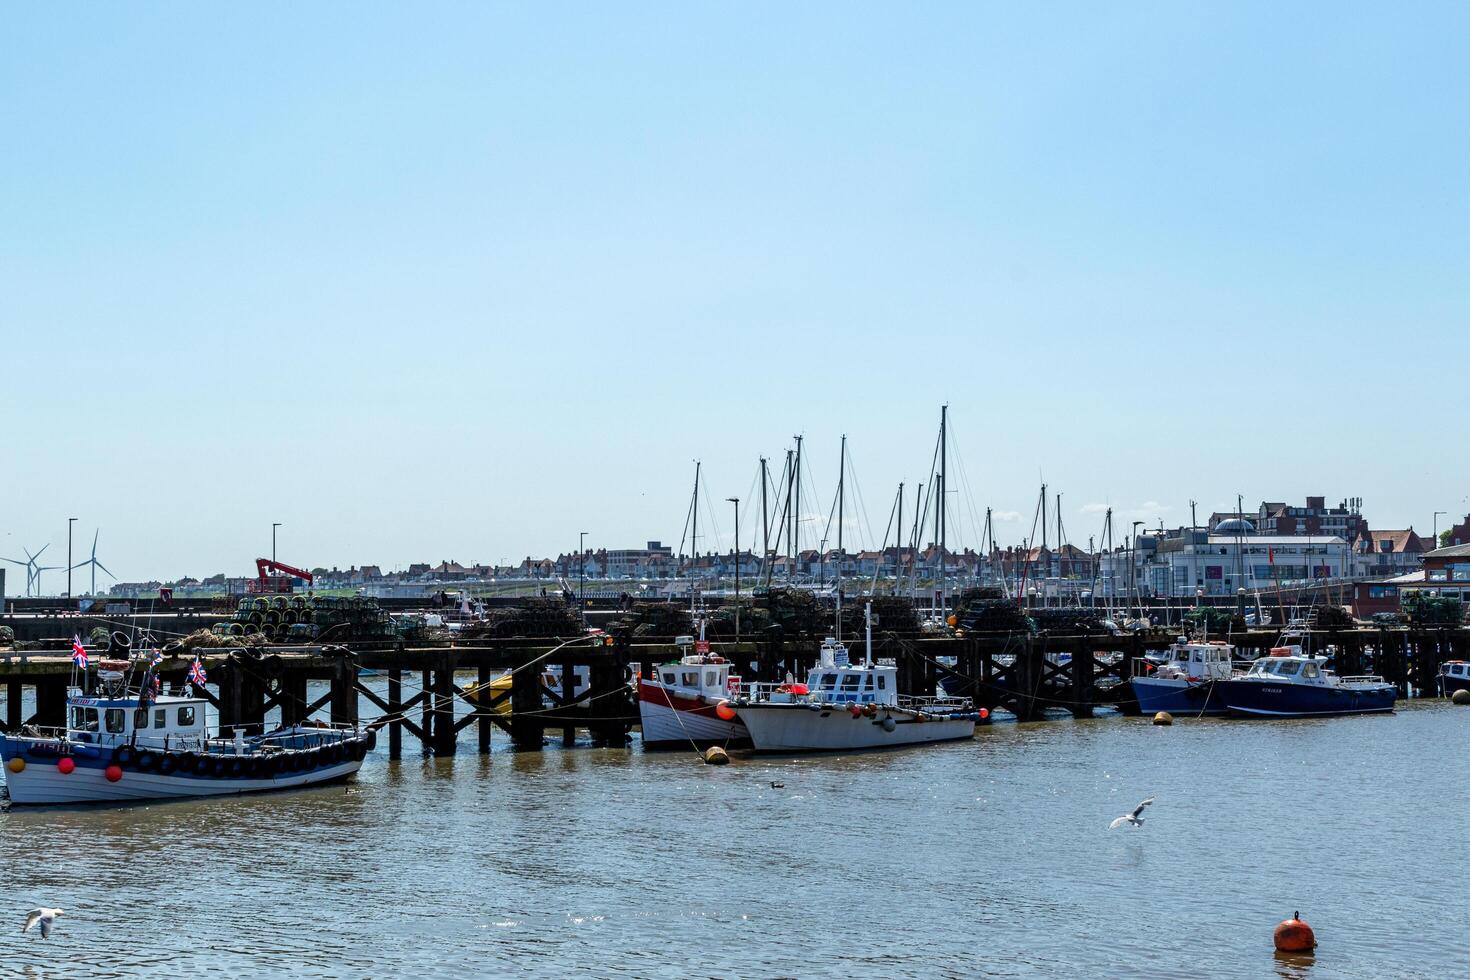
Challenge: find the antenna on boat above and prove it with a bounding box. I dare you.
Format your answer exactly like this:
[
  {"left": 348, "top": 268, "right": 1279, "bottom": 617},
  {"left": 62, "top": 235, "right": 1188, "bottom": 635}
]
[{"left": 864, "top": 600, "right": 873, "bottom": 667}]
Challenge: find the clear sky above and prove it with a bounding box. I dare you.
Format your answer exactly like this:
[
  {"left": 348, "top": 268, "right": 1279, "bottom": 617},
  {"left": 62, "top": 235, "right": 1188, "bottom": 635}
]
[{"left": 3, "top": 3, "right": 1467, "bottom": 588}]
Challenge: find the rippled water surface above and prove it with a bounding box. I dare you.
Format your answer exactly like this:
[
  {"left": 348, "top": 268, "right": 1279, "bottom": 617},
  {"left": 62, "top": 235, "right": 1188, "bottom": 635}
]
[{"left": 3, "top": 699, "right": 1467, "bottom": 978}]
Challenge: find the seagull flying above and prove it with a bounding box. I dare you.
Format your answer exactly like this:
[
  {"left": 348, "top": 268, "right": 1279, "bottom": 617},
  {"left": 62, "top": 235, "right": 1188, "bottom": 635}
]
[
  {"left": 1109, "top": 798, "right": 1155, "bottom": 829},
  {"left": 23, "top": 908, "right": 64, "bottom": 939}
]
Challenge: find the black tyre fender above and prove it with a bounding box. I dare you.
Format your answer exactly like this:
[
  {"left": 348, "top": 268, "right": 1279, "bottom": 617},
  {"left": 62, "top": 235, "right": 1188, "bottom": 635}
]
[{"left": 136, "top": 751, "right": 157, "bottom": 772}]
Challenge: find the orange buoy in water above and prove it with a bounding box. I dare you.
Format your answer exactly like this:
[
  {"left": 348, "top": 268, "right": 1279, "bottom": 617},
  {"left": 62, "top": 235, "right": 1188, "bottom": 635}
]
[
  {"left": 715, "top": 700, "right": 737, "bottom": 721},
  {"left": 1273, "top": 912, "right": 1316, "bottom": 952}
]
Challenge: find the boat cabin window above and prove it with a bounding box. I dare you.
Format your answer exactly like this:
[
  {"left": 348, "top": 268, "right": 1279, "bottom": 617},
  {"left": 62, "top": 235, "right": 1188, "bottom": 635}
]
[
  {"left": 178, "top": 706, "right": 197, "bottom": 726},
  {"left": 1302, "top": 662, "right": 1320, "bottom": 679},
  {"left": 840, "top": 674, "right": 861, "bottom": 691},
  {"left": 705, "top": 671, "right": 718, "bottom": 687},
  {"left": 661, "top": 670, "right": 677, "bottom": 685},
  {"left": 134, "top": 708, "right": 149, "bottom": 729},
  {"left": 105, "top": 709, "right": 126, "bottom": 734},
  {"left": 1276, "top": 661, "right": 1300, "bottom": 676},
  {"left": 812, "top": 672, "right": 837, "bottom": 690},
  {"left": 154, "top": 708, "right": 166, "bottom": 728},
  {"left": 876, "top": 675, "right": 887, "bottom": 691},
  {"left": 71, "top": 707, "right": 100, "bottom": 732},
  {"left": 681, "top": 671, "right": 698, "bottom": 687}
]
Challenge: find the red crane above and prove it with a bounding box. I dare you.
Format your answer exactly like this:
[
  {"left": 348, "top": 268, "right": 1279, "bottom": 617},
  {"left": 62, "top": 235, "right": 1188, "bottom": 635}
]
[{"left": 247, "top": 558, "right": 314, "bottom": 594}]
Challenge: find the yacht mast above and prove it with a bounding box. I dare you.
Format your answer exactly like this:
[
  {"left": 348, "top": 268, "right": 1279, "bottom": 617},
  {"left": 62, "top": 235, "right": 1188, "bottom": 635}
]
[{"left": 836, "top": 434, "right": 845, "bottom": 642}]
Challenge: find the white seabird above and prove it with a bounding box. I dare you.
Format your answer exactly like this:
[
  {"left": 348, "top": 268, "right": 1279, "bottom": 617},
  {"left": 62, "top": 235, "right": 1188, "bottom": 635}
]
[
  {"left": 1109, "top": 797, "right": 1154, "bottom": 829},
  {"left": 23, "top": 908, "right": 64, "bottom": 938}
]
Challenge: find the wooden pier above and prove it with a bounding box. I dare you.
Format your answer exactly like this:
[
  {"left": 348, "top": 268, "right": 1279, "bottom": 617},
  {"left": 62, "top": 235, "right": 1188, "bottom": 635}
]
[{"left": 2, "top": 626, "right": 1466, "bottom": 755}]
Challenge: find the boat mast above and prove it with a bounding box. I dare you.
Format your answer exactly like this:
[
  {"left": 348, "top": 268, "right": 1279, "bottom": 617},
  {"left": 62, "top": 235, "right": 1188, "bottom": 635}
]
[
  {"left": 938, "top": 405, "right": 948, "bottom": 615},
  {"left": 759, "top": 456, "right": 770, "bottom": 580},
  {"left": 690, "top": 461, "right": 701, "bottom": 612},
  {"left": 864, "top": 600, "right": 873, "bottom": 667},
  {"left": 911, "top": 482, "right": 923, "bottom": 600},
  {"left": 896, "top": 481, "right": 904, "bottom": 593},
  {"left": 836, "top": 434, "right": 845, "bottom": 642},
  {"left": 793, "top": 435, "right": 803, "bottom": 581}
]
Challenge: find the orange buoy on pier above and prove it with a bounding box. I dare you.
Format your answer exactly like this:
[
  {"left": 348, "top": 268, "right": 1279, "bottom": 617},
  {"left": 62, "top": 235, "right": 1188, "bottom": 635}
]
[{"left": 1273, "top": 912, "right": 1316, "bottom": 952}]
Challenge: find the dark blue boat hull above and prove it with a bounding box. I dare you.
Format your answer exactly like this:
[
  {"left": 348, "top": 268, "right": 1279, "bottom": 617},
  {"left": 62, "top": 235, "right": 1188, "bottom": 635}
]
[
  {"left": 1220, "top": 681, "right": 1396, "bottom": 718},
  {"left": 1129, "top": 678, "right": 1228, "bottom": 716}
]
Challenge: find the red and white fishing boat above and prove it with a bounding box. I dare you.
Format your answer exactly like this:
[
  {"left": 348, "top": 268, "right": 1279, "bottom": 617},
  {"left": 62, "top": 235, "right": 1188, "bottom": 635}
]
[{"left": 637, "top": 633, "right": 749, "bottom": 748}]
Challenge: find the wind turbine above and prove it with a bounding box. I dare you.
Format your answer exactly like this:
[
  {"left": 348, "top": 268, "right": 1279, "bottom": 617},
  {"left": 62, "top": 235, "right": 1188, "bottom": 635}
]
[
  {"left": 69, "top": 530, "right": 115, "bottom": 595},
  {"left": 1, "top": 545, "right": 59, "bottom": 596},
  {"left": 26, "top": 546, "right": 62, "bottom": 597}
]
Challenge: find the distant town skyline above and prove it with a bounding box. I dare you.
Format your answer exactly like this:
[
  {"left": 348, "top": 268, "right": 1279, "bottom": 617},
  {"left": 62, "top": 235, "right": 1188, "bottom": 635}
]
[{"left": 5, "top": 4, "right": 1467, "bottom": 585}]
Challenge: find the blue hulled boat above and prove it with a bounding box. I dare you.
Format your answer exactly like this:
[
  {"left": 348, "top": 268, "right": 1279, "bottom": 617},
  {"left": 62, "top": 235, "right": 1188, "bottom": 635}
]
[
  {"left": 1129, "top": 639, "right": 1236, "bottom": 716},
  {"left": 1218, "top": 647, "right": 1396, "bottom": 719}
]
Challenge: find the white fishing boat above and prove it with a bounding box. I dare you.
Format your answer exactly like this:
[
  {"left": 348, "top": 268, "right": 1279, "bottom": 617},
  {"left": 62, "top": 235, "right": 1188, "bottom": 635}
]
[
  {"left": 0, "top": 658, "right": 371, "bottom": 805},
  {"left": 1129, "top": 638, "right": 1237, "bottom": 716},
  {"left": 731, "top": 606, "right": 978, "bottom": 753},
  {"left": 638, "top": 634, "right": 748, "bottom": 748}
]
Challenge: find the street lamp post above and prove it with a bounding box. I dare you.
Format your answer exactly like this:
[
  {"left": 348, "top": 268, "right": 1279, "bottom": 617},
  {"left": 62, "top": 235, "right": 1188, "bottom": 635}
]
[
  {"left": 272, "top": 523, "right": 282, "bottom": 565},
  {"left": 1130, "top": 521, "right": 1144, "bottom": 620},
  {"left": 727, "top": 497, "right": 740, "bottom": 642},
  {"left": 67, "top": 517, "right": 77, "bottom": 599},
  {"left": 578, "top": 531, "right": 588, "bottom": 625}
]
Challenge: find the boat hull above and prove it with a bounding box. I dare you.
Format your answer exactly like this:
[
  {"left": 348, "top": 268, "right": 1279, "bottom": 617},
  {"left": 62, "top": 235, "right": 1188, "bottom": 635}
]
[
  {"left": 1219, "top": 681, "right": 1397, "bottom": 719},
  {"left": 1, "top": 732, "right": 371, "bottom": 805},
  {"left": 1129, "top": 677, "right": 1228, "bottom": 716},
  {"left": 637, "top": 680, "right": 748, "bottom": 748},
  {"left": 736, "top": 703, "right": 975, "bottom": 753},
  {"left": 0, "top": 754, "right": 361, "bottom": 805}
]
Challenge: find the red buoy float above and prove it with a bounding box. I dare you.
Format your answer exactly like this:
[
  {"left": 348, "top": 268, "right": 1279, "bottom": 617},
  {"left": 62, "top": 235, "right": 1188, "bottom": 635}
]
[
  {"left": 714, "top": 700, "right": 737, "bottom": 721},
  {"left": 57, "top": 757, "right": 76, "bottom": 775},
  {"left": 104, "top": 765, "right": 124, "bottom": 783},
  {"left": 978, "top": 708, "right": 990, "bottom": 721},
  {"left": 1273, "top": 912, "right": 1316, "bottom": 952},
  {"left": 849, "top": 704, "right": 862, "bottom": 718}
]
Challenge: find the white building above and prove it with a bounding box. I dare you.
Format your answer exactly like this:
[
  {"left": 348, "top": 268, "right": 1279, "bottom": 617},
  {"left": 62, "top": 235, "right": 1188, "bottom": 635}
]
[{"left": 1100, "top": 520, "right": 1354, "bottom": 598}]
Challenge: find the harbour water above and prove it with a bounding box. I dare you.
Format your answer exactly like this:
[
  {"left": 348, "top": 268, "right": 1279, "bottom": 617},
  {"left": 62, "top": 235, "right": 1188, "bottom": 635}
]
[{"left": 3, "top": 699, "right": 1467, "bottom": 978}]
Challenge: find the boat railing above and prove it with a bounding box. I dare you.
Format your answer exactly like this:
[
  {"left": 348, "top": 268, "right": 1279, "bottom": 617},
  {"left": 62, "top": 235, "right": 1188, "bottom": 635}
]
[
  {"left": 899, "top": 694, "right": 972, "bottom": 712},
  {"left": 741, "top": 681, "right": 808, "bottom": 703},
  {"left": 1337, "top": 674, "right": 1386, "bottom": 685}
]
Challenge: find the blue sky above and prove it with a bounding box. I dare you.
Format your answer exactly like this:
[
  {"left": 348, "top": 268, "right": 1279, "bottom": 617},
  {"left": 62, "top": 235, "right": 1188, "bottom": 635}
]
[{"left": 3, "top": 3, "right": 1467, "bottom": 586}]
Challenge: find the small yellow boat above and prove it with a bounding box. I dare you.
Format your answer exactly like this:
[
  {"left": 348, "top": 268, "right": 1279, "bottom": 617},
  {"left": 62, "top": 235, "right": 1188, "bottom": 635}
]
[{"left": 463, "top": 667, "right": 590, "bottom": 715}]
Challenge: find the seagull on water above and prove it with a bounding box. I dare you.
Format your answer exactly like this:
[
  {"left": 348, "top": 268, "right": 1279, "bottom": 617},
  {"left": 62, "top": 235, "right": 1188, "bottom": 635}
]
[
  {"left": 1109, "top": 798, "right": 1154, "bottom": 829},
  {"left": 23, "top": 908, "right": 64, "bottom": 938}
]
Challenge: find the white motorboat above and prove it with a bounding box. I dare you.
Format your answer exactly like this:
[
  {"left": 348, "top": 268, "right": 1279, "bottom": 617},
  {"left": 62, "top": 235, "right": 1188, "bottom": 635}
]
[{"left": 731, "top": 606, "right": 978, "bottom": 753}]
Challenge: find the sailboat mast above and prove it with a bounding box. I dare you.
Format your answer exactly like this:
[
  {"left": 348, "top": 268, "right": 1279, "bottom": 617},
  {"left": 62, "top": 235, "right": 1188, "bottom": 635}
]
[
  {"left": 1040, "top": 482, "right": 1048, "bottom": 552},
  {"left": 938, "top": 405, "right": 948, "bottom": 613},
  {"left": 690, "top": 461, "right": 701, "bottom": 595},
  {"left": 911, "top": 482, "right": 923, "bottom": 600},
  {"left": 836, "top": 434, "right": 845, "bottom": 642},
  {"left": 896, "top": 481, "right": 904, "bottom": 592},
  {"left": 759, "top": 456, "right": 770, "bottom": 573},
  {"left": 794, "top": 435, "right": 803, "bottom": 577}
]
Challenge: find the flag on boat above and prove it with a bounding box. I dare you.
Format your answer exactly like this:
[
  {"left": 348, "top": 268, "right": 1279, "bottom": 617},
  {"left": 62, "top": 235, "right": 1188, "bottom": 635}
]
[
  {"left": 188, "top": 656, "right": 207, "bottom": 686},
  {"left": 150, "top": 648, "right": 164, "bottom": 667},
  {"left": 71, "top": 635, "right": 88, "bottom": 668}
]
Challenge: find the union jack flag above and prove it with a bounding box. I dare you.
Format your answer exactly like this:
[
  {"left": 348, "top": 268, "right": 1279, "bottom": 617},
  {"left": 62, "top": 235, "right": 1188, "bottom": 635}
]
[
  {"left": 71, "top": 635, "right": 88, "bottom": 669},
  {"left": 187, "top": 656, "right": 207, "bottom": 687}
]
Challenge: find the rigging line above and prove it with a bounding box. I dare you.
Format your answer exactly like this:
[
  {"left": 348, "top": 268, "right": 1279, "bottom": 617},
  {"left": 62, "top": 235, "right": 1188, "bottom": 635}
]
[
  {"left": 910, "top": 478, "right": 936, "bottom": 596},
  {"left": 676, "top": 465, "right": 698, "bottom": 561},
  {"left": 870, "top": 485, "right": 901, "bottom": 594},
  {"left": 844, "top": 443, "right": 876, "bottom": 554},
  {"left": 946, "top": 419, "right": 986, "bottom": 557},
  {"left": 764, "top": 456, "right": 795, "bottom": 588},
  {"left": 697, "top": 472, "right": 725, "bottom": 556}
]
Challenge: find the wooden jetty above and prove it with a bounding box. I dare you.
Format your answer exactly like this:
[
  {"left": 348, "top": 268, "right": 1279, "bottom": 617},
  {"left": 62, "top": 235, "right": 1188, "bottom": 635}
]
[{"left": 2, "top": 626, "right": 1466, "bottom": 756}]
